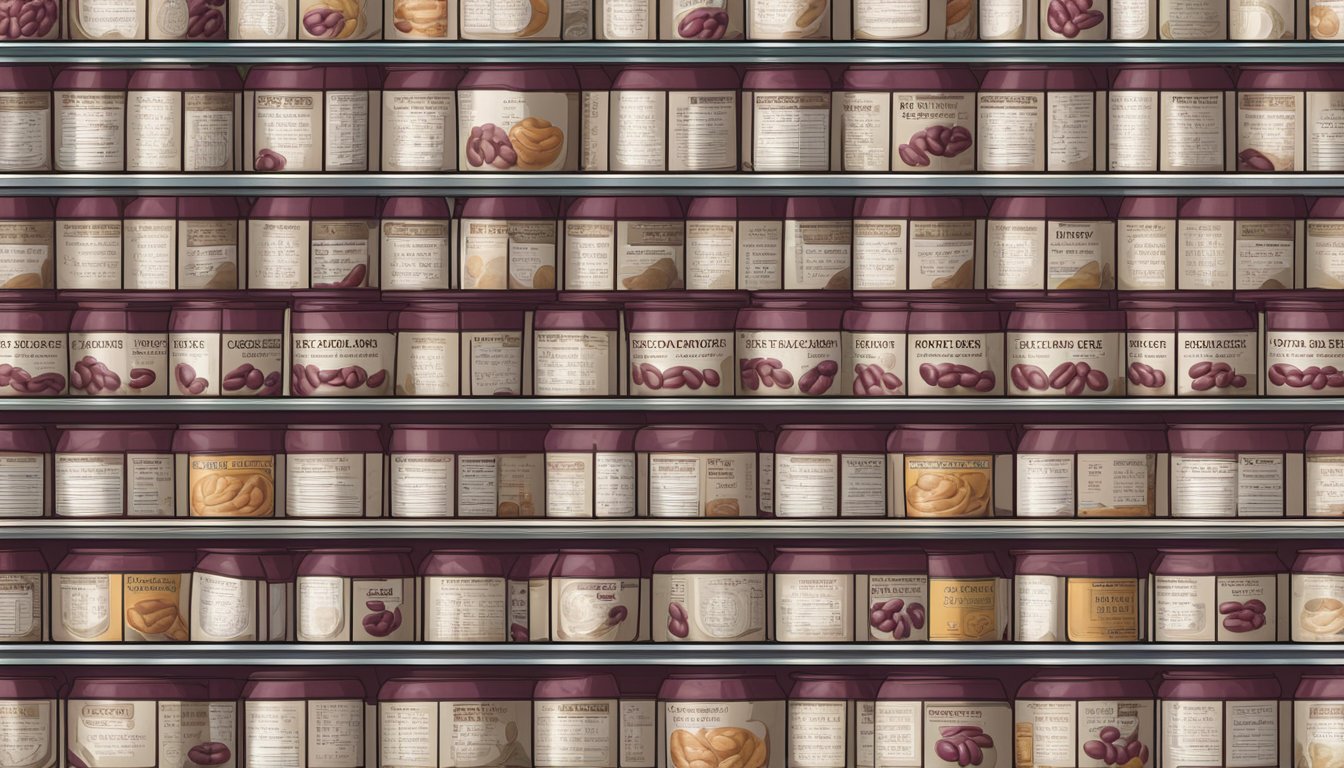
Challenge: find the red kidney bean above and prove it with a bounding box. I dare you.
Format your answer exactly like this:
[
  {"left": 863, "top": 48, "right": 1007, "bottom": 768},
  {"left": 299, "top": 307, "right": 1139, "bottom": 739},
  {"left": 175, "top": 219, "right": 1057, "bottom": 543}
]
[
  {"left": 367, "top": 370, "right": 388, "bottom": 389},
  {"left": 1239, "top": 147, "right": 1275, "bottom": 171},
  {"left": 1049, "top": 362, "right": 1077, "bottom": 388},
  {"left": 1085, "top": 369, "right": 1108, "bottom": 391}
]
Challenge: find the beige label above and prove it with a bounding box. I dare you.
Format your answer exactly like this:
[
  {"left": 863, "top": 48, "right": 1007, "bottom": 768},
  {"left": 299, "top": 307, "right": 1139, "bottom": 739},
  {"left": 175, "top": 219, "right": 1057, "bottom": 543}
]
[
  {"left": 55, "top": 452, "right": 175, "bottom": 517},
  {"left": 222, "top": 332, "right": 284, "bottom": 398},
  {"left": 610, "top": 91, "right": 736, "bottom": 172},
  {"left": 663, "top": 700, "right": 784, "bottom": 768},
  {"left": 507, "top": 576, "right": 549, "bottom": 641},
  {"left": 0, "top": 573, "right": 45, "bottom": 641},
  {"left": 1265, "top": 330, "right": 1344, "bottom": 396},
  {"left": 181, "top": 219, "right": 240, "bottom": 289},
  {"left": 186, "top": 453, "right": 277, "bottom": 517},
  {"left": 1160, "top": 700, "right": 1280, "bottom": 767},
  {"left": 907, "top": 331, "right": 1005, "bottom": 396},
  {"left": 311, "top": 220, "right": 376, "bottom": 288},
  {"left": 1015, "top": 698, "right": 1154, "bottom": 768},
  {"left": 0, "top": 220, "right": 54, "bottom": 289},
  {"left": 875, "top": 700, "right": 1012, "bottom": 768},
  {"left": 0, "top": 332, "right": 65, "bottom": 395},
  {"left": 1293, "top": 573, "right": 1344, "bottom": 641},
  {"left": 424, "top": 575, "right": 507, "bottom": 641},
  {"left": 462, "top": 328, "right": 527, "bottom": 396},
  {"left": 382, "top": 91, "right": 456, "bottom": 172},
  {"left": 57, "top": 219, "right": 123, "bottom": 290},
  {"left": 551, "top": 576, "right": 640, "bottom": 642},
  {"left": 285, "top": 452, "right": 383, "bottom": 517},
  {"left": 1309, "top": 220, "right": 1344, "bottom": 288},
  {"left": 127, "top": 91, "right": 183, "bottom": 171},
  {"left": 460, "top": 218, "right": 557, "bottom": 290},
  {"left": 1159, "top": 0, "right": 1224, "bottom": 36},
  {"left": 747, "top": 91, "right": 832, "bottom": 172},
  {"left": 456, "top": 452, "right": 545, "bottom": 518},
  {"left": 534, "top": 699, "right": 617, "bottom": 767},
  {"left": 776, "top": 452, "right": 886, "bottom": 518},
  {"left": 534, "top": 329, "right": 617, "bottom": 396},
  {"left": 892, "top": 92, "right": 976, "bottom": 172},
  {"left": 628, "top": 331, "right": 733, "bottom": 397},
  {"left": 395, "top": 330, "right": 462, "bottom": 396},
  {"left": 184, "top": 91, "right": 237, "bottom": 172},
  {"left": 298, "top": 575, "right": 414, "bottom": 642},
  {"left": 1153, "top": 573, "right": 1281, "bottom": 641},
  {"left": 844, "top": 331, "right": 906, "bottom": 396},
  {"left": 774, "top": 572, "right": 854, "bottom": 641},
  {"left": 977, "top": 92, "right": 1044, "bottom": 171},
  {"left": 863, "top": 574, "right": 928, "bottom": 641},
  {"left": 841, "top": 92, "right": 892, "bottom": 171},
  {"left": 1016, "top": 453, "right": 1156, "bottom": 517},
  {"left": 0, "top": 697, "right": 55, "bottom": 768},
  {"left": 55, "top": 91, "right": 126, "bottom": 171},
  {"left": 643, "top": 451, "right": 756, "bottom": 518},
  {"left": 621, "top": 699, "right": 655, "bottom": 768},
  {"left": 653, "top": 572, "right": 767, "bottom": 641},
  {"left": 248, "top": 218, "right": 308, "bottom": 289},
  {"left": 389, "top": 454, "right": 454, "bottom": 518},
  {"left": 928, "top": 576, "right": 1007, "bottom": 641},
  {"left": 1295, "top": 699, "right": 1344, "bottom": 768},
  {"left": 736, "top": 329, "right": 842, "bottom": 397},
  {"left": 246, "top": 698, "right": 364, "bottom": 768},
  {"left": 0, "top": 93, "right": 51, "bottom": 171},
  {"left": 381, "top": 219, "right": 452, "bottom": 290},
  {"left": 1176, "top": 330, "right": 1257, "bottom": 395},
  {"left": 191, "top": 570, "right": 263, "bottom": 641},
  {"left": 290, "top": 332, "right": 394, "bottom": 397},
  {"left": 457, "top": 90, "right": 578, "bottom": 171},
  {"left": 784, "top": 219, "right": 851, "bottom": 290},
  {"left": 1015, "top": 574, "right": 1141, "bottom": 642},
  {"left": 1309, "top": 453, "right": 1344, "bottom": 516},
  {"left": 750, "top": 0, "right": 829, "bottom": 37},
  {"left": 685, "top": 219, "right": 738, "bottom": 289},
  {"left": 545, "top": 451, "right": 637, "bottom": 518},
  {"left": 1239, "top": 91, "right": 1302, "bottom": 171},
  {"left": 1171, "top": 453, "right": 1285, "bottom": 517},
  {"left": 1007, "top": 331, "right": 1123, "bottom": 397},
  {"left": 380, "top": 700, "right": 532, "bottom": 768},
  {"left": 253, "top": 90, "right": 322, "bottom": 172}
]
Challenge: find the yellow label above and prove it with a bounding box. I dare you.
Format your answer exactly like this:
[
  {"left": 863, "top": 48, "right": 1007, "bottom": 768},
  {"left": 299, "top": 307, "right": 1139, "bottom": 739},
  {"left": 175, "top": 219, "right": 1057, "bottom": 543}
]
[
  {"left": 904, "top": 454, "right": 993, "bottom": 517},
  {"left": 124, "top": 572, "right": 188, "bottom": 641},
  {"left": 1014, "top": 722, "right": 1034, "bottom": 768},
  {"left": 189, "top": 454, "right": 276, "bottom": 517},
  {"left": 929, "top": 577, "right": 1000, "bottom": 641},
  {"left": 1066, "top": 578, "right": 1139, "bottom": 642}
]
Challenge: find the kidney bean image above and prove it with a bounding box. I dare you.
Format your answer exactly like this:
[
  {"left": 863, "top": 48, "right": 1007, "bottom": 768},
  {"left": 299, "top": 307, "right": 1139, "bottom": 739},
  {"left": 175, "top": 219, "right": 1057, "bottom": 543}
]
[
  {"left": 510, "top": 622, "right": 529, "bottom": 642},
  {"left": 314, "top": 263, "right": 368, "bottom": 289},
  {"left": 1128, "top": 361, "right": 1167, "bottom": 390},
  {"left": 677, "top": 6, "right": 729, "bottom": 38},
  {"left": 869, "top": 598, "right": 924, "bottom": 640},
  {"left": 1238, "top": 147, "right": 1276, "bottom": 171},
  {"left": 633, "top": 362, "right": 724, "bottom": 392},
  {"left": 186, "top": 0, "right": 226, "bottom": 39},
  {"left": 128, "top": 368, "right": 156, "bottom": 390},
  {"left": 70, "top": 355, "right": 123, "bottom": 396},
  {"left": 667, "top": 601, "right": 690, "bottom": 639},
  {"left": 174, "top": 363, "right": 210, "bottom": 395},
  {"left": 0, "top": 363, "right": 64, "bottom": 396},
  {"left": 1083, "top": 723, "right": 1148, "bottom": 768},
  {"left": 187, "top": 742, "right": 232, "bottom": 766},
  {"left": 302, "top": 5, "right": 346, "bottom": 37},
  {"left": 367, "top": 369, "right": 388, "bottom": 389},
  {"left": 1269, "top": 362, "right": 1344, "bottom": 391},
  {"left": 1010, "top": 362, "right": 1110, "bottom": 395},
  {"left": 739, "top": 357, "right": 807, "bottom": 392},
  {"left": 258, "top": 371, "right": 283, "bottom": 397},
  {"left": 1187, "top": 360, "right": 1250, "bottom": 392},
  {"left": 254, "top": 148, "right": 287, "bottom": 172},
  {"left": 466, "top": 123, "right": 519, "bottom": 170},
  {"left": 0, "top": 0, "right": 57, "bottom": 38},
  {"left": 291, "top": 364, "right": 388, "bottom": 395},
  {"left": 1219, "top": 599, "right": 1268, "bottom": 633},
  {"left": 919, "top": 362, "right": 996, "bottom": 393},
  {"left": 898, "top": 124, "right": 973, "bottom": 167},
  {"left": 934, "top": 726, "right": 993, "bottom": 767},
  {"left": 852, "top": 363, "right": 904, "bottom": 395},
  {"left": 1045, "top": 0, "right": 1103, "bottom": 37},
  {"left": 796, "top": 359, "right": 837, "bottom": 396},
  {"left": 363, "top": 602, "right": 403, "bottom": 637},
  {"left": 223, "top": 363, "right": 267, "bottom": 392}
]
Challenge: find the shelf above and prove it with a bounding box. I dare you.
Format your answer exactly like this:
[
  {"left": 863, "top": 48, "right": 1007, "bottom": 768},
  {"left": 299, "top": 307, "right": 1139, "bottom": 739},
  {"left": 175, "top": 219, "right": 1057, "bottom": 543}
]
[
  {"left": 1, "top": 519, "right": 1341, "bottom": 540},
  {"left": 4, "top": 173, "right": 1343, "bottom": 196},
  {"left": 1, "top": 643, "right": 1337, "bottom": 665},
  {"left": 0, "top": 41, "right": 1339, "bottom": 64},
  {"left": 9, "top": 396, "right": 1344, "bottom": 411}
]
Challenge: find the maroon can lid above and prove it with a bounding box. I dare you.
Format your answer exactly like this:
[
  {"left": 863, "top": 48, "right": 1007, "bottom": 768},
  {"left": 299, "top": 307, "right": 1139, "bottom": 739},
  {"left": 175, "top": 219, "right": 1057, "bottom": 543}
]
[
  {"left": 128, "top": 66, "right": 243, "bottom": 92},
  {"left": 381, "top": 197, "right": 453, "bottom": 219},
  {"left": 298, "top": 548, "right": 415, "bottom": 578},
  {"left": 785, "top": 197, "right": 853, "bottom": 220},
  {"left": 1111, "top": 65, "right": 1235, "bottom": 91},
  {"left": 928, "top": 551, "right": 1004, "bottom": 578},
  {"left": 980, "top": 66, "right": 1098, "bottom": 91},
  {"left": 380, "top": 675, "right": 534, "bottom": 702},
  {"left": 419, "top": 550, "right": 512, "bottom": 578},
  {"left": 53, "top": 66, "right": 129, "bottom": 90},
  {"left": 659, "top": 673, "right": 785, "bottom": 701},
  {"left": 789, "top": 674, "right": 877, "bottom": 701},
  {"left": 248, "top": 197, "right": 312, "bottom": 219},
  {"left": 772, "top": 547, "right": 927, "bottom": 575},
  {"left": 626, "top": 300, "right": 742, "bottom": 333},
  {"left": 878, "top": 675, "right": 1007, "bottom": 701},
  {"left": 0, "top": 300, "right": 68, "bottom": 333},
  {"left": 243, "top": 671, "right": 366, "bottom": 700},
  {"left": 1311, "top": 197, "right": 1344, "bottom": 219},
  {"left": 0, "top": 424, "right": 49, "bottom": 454},
  {"left": 57, "top": 548, "right": 196, "bottom": 574},
  {"left": 170, "top": 300, "right": 286, "bottom": 334},
  {"left": 310, "top": 197, "right": 378, "bottom": 220},
  {"left": 1179, "top": 196, "right": 1308, "bottom": 220},
  {"left": 382, "top": 65, "right": 464, "bottom": 91},
  {"left": 534, "top": 673, "right": 620, "bottom": 699},
  {"left": 460, "top": 197, "right": 559, "bottom": 220},
  {"left": 843, "top": 304, "right": 908, "bottom": 333},
  {"left": 654, "top": 548, "right": 768, "bottom": 574},
  {"left": 0, "top": 197, "right": 53, "bottom": 219},
  {"left": 390, "top": 424, "right": 546, "bottom": 453},
  {"left": 0, "top": 66, "right": 53, "bottom": 91},
  {"left": 124, "top": 196, "right": 240, "bottom": 220},
  {"left": 0, "top": 675, "right": 58, "bottom": 699},
  {"left": 285, "top": 424, "right": 383, "bottom": 454},
  {"left": 69, "top": 300, "right": 171, "bottom": 333},
  {"left": 736, "top": 301, "right": 845, "bottom": 331},
  {"left": 290, "top": 296, "right": 392, "bottom": 332},
  {"left": 458, "top": 65, "right": 580, "bottom": 92},
  {"left": 1151, "top": 549, "right": 1285, "bottom": 576},
  {"left": 1122, "top": 302, "right": 1256, "bottom": 332},
  {"left": 1009, "top": 303, "right": 1124, "bottom": 331},
  {"left": 1012, "top": 549, "right": 1138, "bottom": 578},
  {"left": 1017, "top": 425, "right": 1167, "bottom": 453},
  {"left": 69, "top": 677, "right": 204, "bottom": 701},
  {"left": 887, "top": 424, "right": 1013, "bottom": 454},
  {"left": 742, "top": 66, "right": 833, "bottom": 91},
  {"left": 1167, "top": 424, "right": 1304, "bottom": 453},
  {"left": 1158, "top": 671, "right": 1281, "bottom": 701},
  {"left": 396, "top": 299, "right": 460, "bottom": 332},
  {"left": 1016, "top": 675, "right": 1154, "bottom": 701},
  {"left": 1307, "top": 425, "right": 1344, "bottom": 452},
  {"left": 775, "top": 425, "right": 888, "bottom": 454},
  {"left": 1117, "top": 196, "right": 1178, "bottom": 219},
  {"left": 1265, "top": 299, "right": 1344, "bottom": 332},
  {"left": 1296, "top": 674, "right": 1344, "bottom": 700},
  {"left": 56, "top": 197, "right": 121, "bottom": 219},
  {"left": 907, "top": 302, "right": 1004, "bottom": 333},
  {"left": 0, "top": 549, "right": 47, "bottom": 573},
  {"left": 854, "top": 196, "right": 987, "bottom": 220},
  {"left": 551, "top": 549, "right": 641, "bottom": 579},
  {"left": 686, "top": 197, "right": 786, "bottom": 220},
  {"left": 56, "top": 425, "right": 174, "bottom": 453},
  {"left": 842, "top": 65, "right": 978, "bottom": 92},
  {"left": 196, "top": 548, "right": 294, "bottom": 581},
  {"left": 245, "top": 65, "right": 378, "bottom": 91},
  {"left": 509, "top": 552, "right": 558, "bottom": 580},
  {"left": 1237, "top": 66, "right": 1344, "bottom": 91},
  {"left": 1294, "top": 549, "right": 1344, "bottom": 575},
  {"left": 991, "top": 197, "right": 1109, "bottom": 220},
  {"left": 565, "top": 196, "right": 685, "bottom": 221},
  {"left": 534, "top": 304, "right": 620, "bottom": 331},
  {"left": 634, "top": 425, "right": 759, "bottom": 453},
  {"left": 545, "top": 425, "right": 638, "bottom": 452},
  {"left": 613, "top": 66, "right": 740, "bottom": 91},
  {"left": 173, "top": 425, "right": 285, "bottom": 454}
]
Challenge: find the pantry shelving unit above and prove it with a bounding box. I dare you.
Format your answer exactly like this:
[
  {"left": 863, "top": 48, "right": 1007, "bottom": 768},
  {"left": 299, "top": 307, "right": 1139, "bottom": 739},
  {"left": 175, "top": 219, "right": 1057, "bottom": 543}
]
[
  {"left": 0, "top": 643, "right": 1333, "bottom": 666},
  {"left": 0, "top": 519, "right": 1340, "bottom": 540}
]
